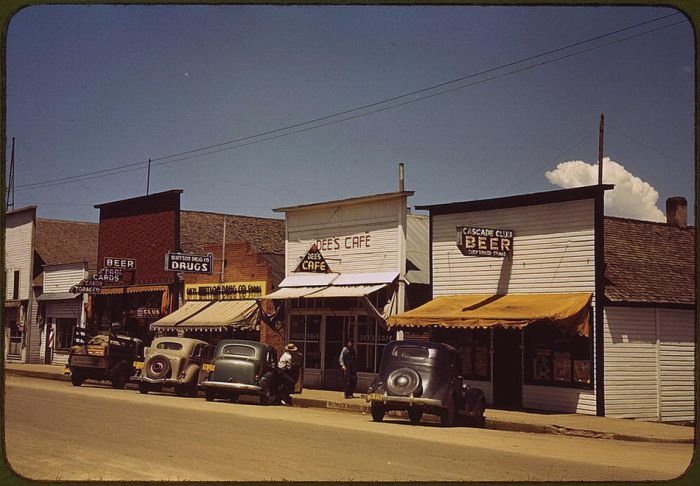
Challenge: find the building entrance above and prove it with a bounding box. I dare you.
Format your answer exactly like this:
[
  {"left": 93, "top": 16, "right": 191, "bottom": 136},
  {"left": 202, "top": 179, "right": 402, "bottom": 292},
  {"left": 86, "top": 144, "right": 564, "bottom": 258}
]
[{"left": 493, "top": 328, "right": 522, "bottom": 409}]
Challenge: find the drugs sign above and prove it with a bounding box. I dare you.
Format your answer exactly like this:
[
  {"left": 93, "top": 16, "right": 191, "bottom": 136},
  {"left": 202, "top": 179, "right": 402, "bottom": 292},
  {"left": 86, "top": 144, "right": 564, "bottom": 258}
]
[
  {"left": 457, "top": 227, "right": 514, "bottom": 258},
  {"left": 165, "top": 252, "right": 214, "bottom": 274}
]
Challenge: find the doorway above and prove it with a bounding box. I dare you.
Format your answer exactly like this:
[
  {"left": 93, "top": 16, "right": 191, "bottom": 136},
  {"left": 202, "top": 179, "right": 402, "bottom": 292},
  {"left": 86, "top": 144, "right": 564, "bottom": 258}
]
[
  {"left": 492, "top": 328, "right": 522, "bottom": 409},
  {"left": 322, "top": 315, "right": 356, "bottom": 390}
]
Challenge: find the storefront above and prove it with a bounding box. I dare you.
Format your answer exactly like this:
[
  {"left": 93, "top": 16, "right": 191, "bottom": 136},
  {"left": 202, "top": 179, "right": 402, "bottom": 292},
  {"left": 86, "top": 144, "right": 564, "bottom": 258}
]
[
  {"left": 389, "top": 185, "right": 609, "bottom": 415},
  {"left": 262, "top": 190, "right": 429, "bottom": 391}
]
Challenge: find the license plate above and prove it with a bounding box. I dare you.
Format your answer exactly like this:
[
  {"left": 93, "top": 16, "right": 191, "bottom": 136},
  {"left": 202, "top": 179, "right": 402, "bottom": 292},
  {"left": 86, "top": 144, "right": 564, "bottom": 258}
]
[
  {"left": 202, "top": 363, "right": 215, "bottom": 372},
  {"left": 366, "top": 393, "right": 384, "bottom": 402},
  {"left": 133, "top": 361, "right": 144, "bottom": 369}
]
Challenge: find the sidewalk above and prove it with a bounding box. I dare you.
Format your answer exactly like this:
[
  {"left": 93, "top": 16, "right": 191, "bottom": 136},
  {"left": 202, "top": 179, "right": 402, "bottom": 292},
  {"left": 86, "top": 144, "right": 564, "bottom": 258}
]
[{"left": 4, "top": 363, "right": 694, "bottom": 444}]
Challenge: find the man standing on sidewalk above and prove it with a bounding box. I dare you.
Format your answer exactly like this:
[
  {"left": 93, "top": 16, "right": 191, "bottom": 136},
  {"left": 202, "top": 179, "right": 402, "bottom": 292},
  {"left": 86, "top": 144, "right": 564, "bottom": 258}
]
[{"left": 339, "top": 339, "right": 357, "bottom": 399}]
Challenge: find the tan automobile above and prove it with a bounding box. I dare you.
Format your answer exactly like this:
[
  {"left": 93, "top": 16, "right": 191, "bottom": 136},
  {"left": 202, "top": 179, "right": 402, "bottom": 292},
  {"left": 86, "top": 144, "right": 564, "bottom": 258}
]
[{"left": 132, "top": 337, "right": 213, "bottom": 397}]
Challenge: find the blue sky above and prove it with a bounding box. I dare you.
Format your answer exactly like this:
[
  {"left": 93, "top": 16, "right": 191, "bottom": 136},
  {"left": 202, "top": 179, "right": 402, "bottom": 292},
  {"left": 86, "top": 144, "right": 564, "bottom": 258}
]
[{"left": 5, "top": 4, "right": 695, "bottom": 223}]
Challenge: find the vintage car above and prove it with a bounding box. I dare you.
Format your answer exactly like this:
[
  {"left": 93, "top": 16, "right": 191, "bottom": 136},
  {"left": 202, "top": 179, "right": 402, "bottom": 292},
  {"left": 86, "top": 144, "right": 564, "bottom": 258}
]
[
  {"left": 366, "top": 340, "right": 486, "bottom": 427},
  {"left": 200, "top": 339, "right": 280, "bottom": 405},
  {"left": 131, "top": 337, "right": 212, "bottom": 397},
  {"left": 66, "top": 330, "right": 144, "bottom": 389}
]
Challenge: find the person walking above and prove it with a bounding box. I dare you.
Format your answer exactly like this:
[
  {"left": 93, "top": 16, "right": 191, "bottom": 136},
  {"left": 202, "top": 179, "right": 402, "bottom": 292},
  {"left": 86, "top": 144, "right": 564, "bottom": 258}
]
[{"left": 339, "top": 338, "right": 358, "bottom": 399}]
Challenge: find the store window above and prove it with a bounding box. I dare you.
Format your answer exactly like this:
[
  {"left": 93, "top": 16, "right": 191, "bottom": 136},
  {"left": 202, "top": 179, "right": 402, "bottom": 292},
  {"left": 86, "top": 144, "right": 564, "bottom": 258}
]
[
  {"left": 433, "top": 328, "right": 491, "bottom": 380},
  {"left": 524, "top": 322, "right": 591, "bottom": 388},
  {"left": 356, "top": 315, "right": 393, "bottom": 373},
  {"left": 56, "top": 318, "right": 77, "bottom": 351},
  {"left": 290, "top": 314, "right": 321, "bottom": 369}
]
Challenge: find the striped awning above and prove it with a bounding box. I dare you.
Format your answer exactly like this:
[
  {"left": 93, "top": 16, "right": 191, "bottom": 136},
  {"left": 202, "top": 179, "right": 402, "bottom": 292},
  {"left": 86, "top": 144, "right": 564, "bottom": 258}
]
[
  {"left": 149, "top": 301, "right": 211, "bottom": 329},
  {"left": 151, "top": 300, "right": 259, "bottom": 332},
  {"left": 307, "top": 284, "right": 387, "bottom": 298},
  {"left": 259, "top": 286, "right": 326, "bottom": 300},
  {"left": 99, "top": 285, "right": 169, "bottom": 295}
]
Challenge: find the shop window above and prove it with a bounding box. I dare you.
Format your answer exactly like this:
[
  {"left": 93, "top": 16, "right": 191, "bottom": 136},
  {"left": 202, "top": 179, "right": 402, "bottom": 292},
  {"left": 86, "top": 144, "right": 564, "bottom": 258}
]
[
  {"left": 324, "top": 315, "right": 345, "bottom": 370},
  {"left": 289, "top": 315, "right": 322, "bottom": 369},
  {"left": 524, "top": 322, "right": 591, "bottom": 388},
  {"left": 56, "top": 318, "right": 77, "bottom": 351},
  {"left": 433, "top": 328, "right": 491, "bottom": 381}
]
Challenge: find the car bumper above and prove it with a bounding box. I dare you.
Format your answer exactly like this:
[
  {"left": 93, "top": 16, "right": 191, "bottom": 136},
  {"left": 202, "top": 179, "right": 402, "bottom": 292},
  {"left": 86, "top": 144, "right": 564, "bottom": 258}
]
[
  {"left": 200, "top": 380, "right": 262, "bottom": 392},
  {"left": 366, "top": 393, "right": 443, "bottom": 408},
  {"left": 132, "top": 376, "right": 187, "bottom": 386}
]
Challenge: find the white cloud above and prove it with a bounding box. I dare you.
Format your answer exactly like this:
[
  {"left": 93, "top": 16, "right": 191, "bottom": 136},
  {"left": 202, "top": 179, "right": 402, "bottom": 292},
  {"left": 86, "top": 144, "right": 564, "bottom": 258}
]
[{"left": 545, "top": 157, "right": 665, "bottom": 222}]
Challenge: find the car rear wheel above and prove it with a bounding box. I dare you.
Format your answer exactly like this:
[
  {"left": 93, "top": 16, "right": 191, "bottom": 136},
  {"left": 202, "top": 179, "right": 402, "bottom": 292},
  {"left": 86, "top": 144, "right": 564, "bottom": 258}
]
[
  {"left": 70, "top": 372, "right": 85, "bottom": 387},
  {"left": 174, "top": 384, "right": 188, "bottom": 397},
  {"left": 228, "top": 392, "right": 240, "bottom": 403},
  {"left": 469, "top": 399, "right": 486, "bottom": 428},
  {"left": 205, "top": 388, "right": 216, "bottom": 402},
  {"left": 138, "top": 382, "right": 150, "bottom": 394},
  {"left": 407, "top": 407, "right": 423, "bottom": 425},
  {"left": 111, "top": 369, "right": 128, "bottom": 389},
  {"left": 371, "top": 402, "right": 385, "bottom": 422}
]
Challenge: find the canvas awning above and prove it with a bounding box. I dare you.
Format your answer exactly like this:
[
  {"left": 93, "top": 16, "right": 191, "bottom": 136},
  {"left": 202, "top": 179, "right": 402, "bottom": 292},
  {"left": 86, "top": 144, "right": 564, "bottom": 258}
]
[
  {"left": 99, "top": 285, "right": 169, "bottom": 295},
  {"left": 388, "top": 293, "right": 592, "bottom": 336},
  {"left": 37, "top": 292, "right": 81, "bottom": 302},
  {"left": 149, "top": 301, "right": 211, "bottom": 329},
  {"left": 259, "top": 286, "right": 327, "bottom": 300},
  {"left": 308, "top": 284, "right": 387, "bottom": 298}
]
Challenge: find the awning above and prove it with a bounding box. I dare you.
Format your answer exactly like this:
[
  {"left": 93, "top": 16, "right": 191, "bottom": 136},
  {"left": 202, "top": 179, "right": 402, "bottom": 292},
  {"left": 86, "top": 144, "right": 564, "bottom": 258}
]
[
  {"left": 388, "top": 293, "right": 592, "bottom": 336},
  {"left": 149, "top": 301, "right": 211, "bottom": 329},
  {"left": 259, "top": 286, "right": 326, "bottom": 300},
  {"left": 278, "top": 273, "right": 339, "bottom": 288},
  {"left": 3, "top": 300, "right": 25, "bottom": 308},
  {"left": 332, "top": 272, "right": 398, "bottom": 285},
  {"left": 37, "top": 292, "right": 81, "bottom": 302},
  {"left": 159, "top": 300, "right": 259, "bottom": 332},
  {"left": 308, "top": 284, "right": 387, "bottom": 298},
  {"left": 99, "top": 285, "right": 169, "bottom": 295}
]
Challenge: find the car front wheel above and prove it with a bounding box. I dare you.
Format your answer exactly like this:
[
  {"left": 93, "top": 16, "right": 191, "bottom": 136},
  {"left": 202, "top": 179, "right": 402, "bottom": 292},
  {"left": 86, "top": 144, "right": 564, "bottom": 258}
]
[
  {"left": 70, "top": 372, "right": 85, "bottom": 387},
  {"left": 370, "top": 402, "right": 385, "bottom": 422},
  {"left": 205, "top": 389, "right": 216, "bottom": 402},
  {"left": 138, "top": 382, "right": 149, "bottom": 394},
  {"left": 408, "top": 407, "right": 423, "bottom": 425}
]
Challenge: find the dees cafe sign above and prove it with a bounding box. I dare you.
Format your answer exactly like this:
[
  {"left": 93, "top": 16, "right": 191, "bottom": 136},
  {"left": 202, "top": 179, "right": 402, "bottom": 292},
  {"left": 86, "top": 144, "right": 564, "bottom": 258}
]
[
  {"left": 457, "top": 227, "right": 514, "bottom": 258},
  {"left": 295, "top": 244, "right": 331, "bottom": 273}
]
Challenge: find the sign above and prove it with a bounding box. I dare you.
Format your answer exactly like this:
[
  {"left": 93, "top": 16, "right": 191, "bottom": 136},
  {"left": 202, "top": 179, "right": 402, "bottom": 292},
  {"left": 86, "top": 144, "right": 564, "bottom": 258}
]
[
  {"left": 136, "top": 307, "right": 161, "bottom": 319},
  {"left": 165, "top": 252, "right": 214, "bottom": 274},
  {"left": 295, "top": 244, "right": 331, "bottom": 273},
  {"left": 457, "top": 227, "right": 514, "bottom": 258},
  {"left": 314, "top": 232, "right": 371, "bottom": 252},
  {"left": 185, "top": 281, "right": 266, "bottom": 301},
  {"left": 70, "top": 279, "right": 103, "bottom": 294},
  {"left": 104, "top": 257, "right": 136, "bottom": 269},
  {"left": 93, "top": 268, "right": 123, "bottom": 282}
]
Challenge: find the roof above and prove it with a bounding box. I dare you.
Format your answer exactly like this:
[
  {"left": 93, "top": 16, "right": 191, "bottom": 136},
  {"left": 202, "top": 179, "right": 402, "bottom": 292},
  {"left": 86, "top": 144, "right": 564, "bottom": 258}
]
[
  {"left": 273, "top": 191, "right": 414, "bottom": 213},
  {"left": 180, "top": 211, "right": 285, "bottom": 255},
  {"left": 416, "top": 185, "right": 613, "bottom": 215},
  {"left": 604, "top": 216, "right": 696, "bottom": 306},
  {"left": 94, "top": 189, "right": 183, "bottom": 209},
  {"left": 34, "top": 219, "right": 99, "bottom": 268}
]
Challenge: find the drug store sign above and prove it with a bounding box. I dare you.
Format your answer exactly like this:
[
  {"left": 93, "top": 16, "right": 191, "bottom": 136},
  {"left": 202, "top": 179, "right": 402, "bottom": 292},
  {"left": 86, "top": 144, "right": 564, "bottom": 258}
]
[{"left": 457, "top": 227, "right": 514, "bottom": 258}]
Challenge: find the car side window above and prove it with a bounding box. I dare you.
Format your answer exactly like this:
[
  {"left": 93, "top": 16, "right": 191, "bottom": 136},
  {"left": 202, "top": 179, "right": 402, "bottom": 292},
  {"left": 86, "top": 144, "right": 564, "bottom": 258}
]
[
  {"left": 266, "top": 348, "right": 277, "bottom": 367},
  {"left": 193, "top": 343, "right": 205, "bottom": 358}
]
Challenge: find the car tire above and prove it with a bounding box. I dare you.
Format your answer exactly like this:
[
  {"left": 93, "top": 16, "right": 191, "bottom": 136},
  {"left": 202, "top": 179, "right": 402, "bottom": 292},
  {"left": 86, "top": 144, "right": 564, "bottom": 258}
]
[
  {"left": 408, "top": 407, "right": 423, "bottom": 425},
  {"left": 174, "top": 384, "right": 188, "bottom": 397},
  {"left": 371, "top": 402, "right": 385, "bottom": 422},
  {"left": 440, "top": 401, "right": 457, "bottom": 427},
  {"left": 469, "top": 399, "right": 486, "bottom": 428},
  {"left": 386, "top": 368, "right": 422, "bottom": 396},
  {"left": 111, "top": 369, "right": 128, "bottom": 390},
  {"left": 70, "top": 372, "right": 85, "bottom": 387},
  {"left": 205, "top": 388, "right": 216, "bottom": 402},
  {"left": 187, "top": 383, "right": 198, "bottom": 398},
  {"left": 138, "top": 382, "right": 150, "bottom": 394},
  {"left": 146, "top": 355, "right": 171, "bottom": 380},
  {"left": 228, "top": 392, "right": 240, "bottom": 403},
  {"left": 259, "top": 386, "right": 274, "bottom": 406}
]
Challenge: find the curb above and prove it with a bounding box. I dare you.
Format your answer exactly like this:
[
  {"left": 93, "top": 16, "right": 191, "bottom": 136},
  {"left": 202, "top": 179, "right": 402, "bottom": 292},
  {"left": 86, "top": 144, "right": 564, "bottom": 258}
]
[{"left": 6, "top": 369, "right": 692, "bottom": 444}]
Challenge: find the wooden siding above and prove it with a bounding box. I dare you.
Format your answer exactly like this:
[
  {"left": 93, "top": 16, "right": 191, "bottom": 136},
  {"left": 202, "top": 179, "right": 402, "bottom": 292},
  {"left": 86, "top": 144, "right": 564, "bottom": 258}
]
[
  {"left": 5, "top": 210, "right": 34, "bottom": 301},
  {"left": 431, "top": 199, "right": 595, "bottom": 296},
  {"left": 43, "top": 265, "right": 87, "bottom": 293},
  {"left": 603, "top": 307, "right": 659, "bottom": 420},
  {"left": 658, "top": 309, "right": 695, "bottom": 422},
  {"left": 523, "top": 385, "right": 597, "bottom": 414},
  {"left": 286, "top": 198, "right": 403, "bottom": 275}
]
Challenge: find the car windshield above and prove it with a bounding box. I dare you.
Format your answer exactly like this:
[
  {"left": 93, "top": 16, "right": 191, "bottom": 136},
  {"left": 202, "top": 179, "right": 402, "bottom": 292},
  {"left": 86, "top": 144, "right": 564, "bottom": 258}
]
[
  {"left": 222, "top": 344, "right": 256, "bottom": 357},
  {"left": 393, "top": 346, "right": 429, "bottom": 359},
  {"left": 156, "top": 342, "right": 183, "bottom": 351}
]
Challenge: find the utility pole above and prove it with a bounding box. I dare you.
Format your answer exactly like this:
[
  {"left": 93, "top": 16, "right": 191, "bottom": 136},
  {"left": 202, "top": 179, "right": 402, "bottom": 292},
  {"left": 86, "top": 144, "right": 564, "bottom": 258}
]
[
  {"left": 399, "top": 162, "right": 405, "bottom": 192},
  {"left": 220, "top": 217, "right": 227, "bottom": 283},
  {"left": 146, "top": 158, "right": 151, "bottom": 195},
  {"left": 6, "top": 137, "right": 15, "bottom": 211},
  {"left": 598, "top": 114, "right": 605, "bottom": 185}
]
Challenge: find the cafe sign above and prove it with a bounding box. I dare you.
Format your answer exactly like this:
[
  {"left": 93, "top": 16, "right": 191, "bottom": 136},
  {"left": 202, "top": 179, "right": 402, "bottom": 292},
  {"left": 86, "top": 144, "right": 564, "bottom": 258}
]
[
  {"left": 165, "top": 252, "right": 214, "bottom": 274},
  {"left": 457, "top": 227, "right": 514, "bottom": 258},
  {"left": 185, "top": 281, "right": 266, "bottom": 301},
  {"left": 295, "top": 243, "right": 331, "bottom": 273}
]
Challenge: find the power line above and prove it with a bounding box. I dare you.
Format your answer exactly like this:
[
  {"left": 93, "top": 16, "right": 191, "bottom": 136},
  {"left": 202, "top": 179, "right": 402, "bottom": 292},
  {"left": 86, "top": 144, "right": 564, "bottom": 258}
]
[
  {"left": 607, "top": 123, "right": 689, "bottom": 167},
  {"left": 16, "top": 13, "right": 685, "bottom": 192}
]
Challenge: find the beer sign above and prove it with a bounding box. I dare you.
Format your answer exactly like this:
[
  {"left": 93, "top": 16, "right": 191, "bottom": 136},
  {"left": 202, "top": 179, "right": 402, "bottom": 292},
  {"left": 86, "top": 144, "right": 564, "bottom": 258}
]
[{"left": 457, "top": 227, "right": 514, "bottom": 258}]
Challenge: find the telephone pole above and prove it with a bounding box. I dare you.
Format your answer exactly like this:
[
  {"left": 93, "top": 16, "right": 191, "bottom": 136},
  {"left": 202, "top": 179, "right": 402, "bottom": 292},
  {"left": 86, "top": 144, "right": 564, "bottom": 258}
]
[
  {"left": 6, "top": 137, "right": 15, "bottom": 211},
  {"left": 598, "top": 114, "right": 605, "bottom": 185}
]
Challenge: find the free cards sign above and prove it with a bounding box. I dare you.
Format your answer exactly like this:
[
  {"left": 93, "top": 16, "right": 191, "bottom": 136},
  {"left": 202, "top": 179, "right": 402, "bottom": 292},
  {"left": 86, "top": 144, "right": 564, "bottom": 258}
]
[{"left": 457, "top": 227, "right": 514, "bottom": 258}]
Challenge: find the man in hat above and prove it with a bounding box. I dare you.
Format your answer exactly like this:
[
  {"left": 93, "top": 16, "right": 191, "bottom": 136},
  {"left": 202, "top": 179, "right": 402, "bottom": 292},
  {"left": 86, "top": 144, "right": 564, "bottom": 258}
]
[{"left": 278, "top": 343, "right": 299, "bottom": 405}]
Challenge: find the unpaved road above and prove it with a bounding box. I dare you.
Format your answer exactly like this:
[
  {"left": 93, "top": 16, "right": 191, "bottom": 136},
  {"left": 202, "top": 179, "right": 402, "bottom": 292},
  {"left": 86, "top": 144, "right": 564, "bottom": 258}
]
[{"left": 3, "top": 376, "right": 694, "bottom": 481}]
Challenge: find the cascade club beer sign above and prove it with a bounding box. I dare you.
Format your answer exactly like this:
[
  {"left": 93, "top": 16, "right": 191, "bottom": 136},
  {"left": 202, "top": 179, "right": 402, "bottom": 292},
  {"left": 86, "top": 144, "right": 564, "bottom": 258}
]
[
  {"left": 457, "top": 227, "right": 514, "bottom": 258},
  {"left": 295, "top": 244, "right": 331, "bottom": 273},
  {"left": 165, "top": 252, "right": 214, "bottom": 274}
]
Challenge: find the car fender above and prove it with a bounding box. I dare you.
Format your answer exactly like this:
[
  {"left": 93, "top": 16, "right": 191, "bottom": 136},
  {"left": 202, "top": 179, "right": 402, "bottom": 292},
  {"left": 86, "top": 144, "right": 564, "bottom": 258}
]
[{"left": 181, "top": 363, "right": 201, "bottom": 384}]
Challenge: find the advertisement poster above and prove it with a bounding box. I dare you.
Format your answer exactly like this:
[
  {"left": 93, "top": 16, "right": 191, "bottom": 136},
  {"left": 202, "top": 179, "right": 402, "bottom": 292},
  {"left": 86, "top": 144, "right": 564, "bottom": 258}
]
[
  {"left": 553, "top": 351, "right": 571, "bottom": 381},
  {"left": 574, "top": 360, "right": 591, "bottom": 383},
  {"left": 534, "top": 349, "right": 552, "bottom": 381}
]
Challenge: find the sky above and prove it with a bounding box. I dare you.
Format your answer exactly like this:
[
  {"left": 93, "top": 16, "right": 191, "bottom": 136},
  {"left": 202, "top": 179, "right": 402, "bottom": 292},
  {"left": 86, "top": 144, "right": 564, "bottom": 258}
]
[{"left": 4, "top": 4, "right": 695, "bottom": 224}]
